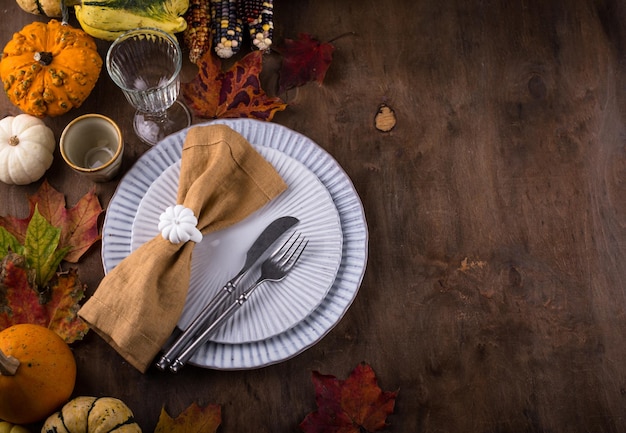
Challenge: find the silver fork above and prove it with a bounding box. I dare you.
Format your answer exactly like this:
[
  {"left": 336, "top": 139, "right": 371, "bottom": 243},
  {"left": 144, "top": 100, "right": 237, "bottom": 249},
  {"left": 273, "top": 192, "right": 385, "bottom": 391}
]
[{"left": 168, "top": 232, "right": 308, "bottom": 373}]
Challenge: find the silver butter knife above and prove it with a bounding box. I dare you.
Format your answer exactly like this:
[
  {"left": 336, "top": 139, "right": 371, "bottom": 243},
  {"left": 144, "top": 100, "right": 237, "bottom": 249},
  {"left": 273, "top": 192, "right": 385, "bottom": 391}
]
[{"left": 155, "top": 215, "right": 299, "bottom": 370}]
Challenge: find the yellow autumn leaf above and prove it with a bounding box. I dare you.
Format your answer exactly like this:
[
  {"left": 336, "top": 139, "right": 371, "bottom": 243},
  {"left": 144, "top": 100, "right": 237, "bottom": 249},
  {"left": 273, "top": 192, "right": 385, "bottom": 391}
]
[{"left": 154, "top": 402, "right": 221, "bottom": 433}]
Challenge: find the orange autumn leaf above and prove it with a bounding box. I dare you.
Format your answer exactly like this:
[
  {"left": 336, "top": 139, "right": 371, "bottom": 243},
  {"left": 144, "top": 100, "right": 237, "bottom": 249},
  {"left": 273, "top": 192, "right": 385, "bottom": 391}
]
[
  {"left": 155, "top": 402, "right": 221, "bottom": 433},
  {"left": 0, "top": 253, "right": 88, "bottom": 342},
  {"left": 0, "top": 180, "right": 102, "bottom": 263},
  {"left": 182, "top": 50, "right": 286, "bottom": 120},
  {"left": 300, "top": 363, "right": 398, "bottom": 433},
  {"left": 45, "top": 268, "right": 89, "bottom": 342}
]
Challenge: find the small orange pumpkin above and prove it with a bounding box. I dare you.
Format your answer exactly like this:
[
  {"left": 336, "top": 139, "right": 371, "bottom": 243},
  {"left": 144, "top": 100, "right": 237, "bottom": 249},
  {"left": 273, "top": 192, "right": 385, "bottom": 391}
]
[
  {"left": 0, "top": 20, "right": 102, "bottom": 117},
  {"left": 0, "top": 324, "right": 77, "bottom": 424}
]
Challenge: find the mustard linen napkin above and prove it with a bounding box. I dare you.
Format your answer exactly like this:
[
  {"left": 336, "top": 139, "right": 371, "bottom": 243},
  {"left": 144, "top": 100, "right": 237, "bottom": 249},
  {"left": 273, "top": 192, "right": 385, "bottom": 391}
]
[{"left": 79, "top": 124, "right": 287, "bottom": 372}]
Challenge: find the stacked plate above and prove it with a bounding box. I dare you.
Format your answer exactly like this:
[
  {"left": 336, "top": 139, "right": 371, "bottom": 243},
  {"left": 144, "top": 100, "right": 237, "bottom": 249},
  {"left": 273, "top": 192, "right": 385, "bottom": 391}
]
[{"left": 101, "top": 119, "right": 368, "bottom": 369}]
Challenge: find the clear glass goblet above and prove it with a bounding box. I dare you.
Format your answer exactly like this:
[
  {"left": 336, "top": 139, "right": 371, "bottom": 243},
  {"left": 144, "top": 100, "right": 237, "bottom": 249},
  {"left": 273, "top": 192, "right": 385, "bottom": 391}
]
[{"left": 106, "top": 28, "right": 191, "bottom": 146}]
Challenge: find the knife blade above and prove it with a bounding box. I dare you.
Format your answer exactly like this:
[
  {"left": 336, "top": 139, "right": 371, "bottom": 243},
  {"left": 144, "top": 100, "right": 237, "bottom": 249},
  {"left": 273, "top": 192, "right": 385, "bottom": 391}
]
[
  {"left": 155, "top": 215, "right": 299, "bottom": 370},
  {"left": 232, "top": 215, "right": 299, "bottom": 288}
]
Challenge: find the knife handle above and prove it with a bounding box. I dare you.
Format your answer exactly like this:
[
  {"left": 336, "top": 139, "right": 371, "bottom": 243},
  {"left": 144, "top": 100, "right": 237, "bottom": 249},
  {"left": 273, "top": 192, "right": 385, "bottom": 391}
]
[
  {"left": 168, "top": 284, "right": 261, "bottom": 372},
  {"left": 155, "top": 275, "right": 242, "bottom": 371}
]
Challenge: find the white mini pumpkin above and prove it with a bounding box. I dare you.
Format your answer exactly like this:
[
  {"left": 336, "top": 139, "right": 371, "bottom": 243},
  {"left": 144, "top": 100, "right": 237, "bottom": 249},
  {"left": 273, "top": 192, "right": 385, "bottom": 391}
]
[{"left": 0, "top": 114, "right": 55, "bottom": 185}]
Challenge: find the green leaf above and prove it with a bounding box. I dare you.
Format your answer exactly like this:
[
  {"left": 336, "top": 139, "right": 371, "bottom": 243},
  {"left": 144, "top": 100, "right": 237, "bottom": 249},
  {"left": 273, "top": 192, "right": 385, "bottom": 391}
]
[
  {"left": 24, "top": 206, "right": 70, "bottom": 288},
  {"left": 0, "top": 227, "right": 24, "bottom": 258}
]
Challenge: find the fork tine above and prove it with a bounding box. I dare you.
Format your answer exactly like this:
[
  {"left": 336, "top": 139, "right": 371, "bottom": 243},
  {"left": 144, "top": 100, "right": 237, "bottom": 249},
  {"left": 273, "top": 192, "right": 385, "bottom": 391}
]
[
  {"left": 282, "top": 238, "right": 307, "bottom": 271},
  {"left": 272, "top": 233, "right": 306, "bottom": 268},
  {"left": 269, "top": 231, "right": 297, "bottom": 258}
]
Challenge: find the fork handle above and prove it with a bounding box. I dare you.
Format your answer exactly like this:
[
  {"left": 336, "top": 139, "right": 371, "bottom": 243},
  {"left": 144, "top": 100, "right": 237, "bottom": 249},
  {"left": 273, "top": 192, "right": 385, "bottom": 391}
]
[
  {"left": 168, "top": 280, "right": 263, "bottom": 372},
  {"left": 155, "top": 274, "right": 243, "bottom": 371}
]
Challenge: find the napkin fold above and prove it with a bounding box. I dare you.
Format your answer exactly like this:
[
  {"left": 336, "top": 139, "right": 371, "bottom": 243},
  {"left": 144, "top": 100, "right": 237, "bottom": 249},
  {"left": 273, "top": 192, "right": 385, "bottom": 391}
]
[{"left": 78, "top": 124, "right": 287, "bottom": 372}]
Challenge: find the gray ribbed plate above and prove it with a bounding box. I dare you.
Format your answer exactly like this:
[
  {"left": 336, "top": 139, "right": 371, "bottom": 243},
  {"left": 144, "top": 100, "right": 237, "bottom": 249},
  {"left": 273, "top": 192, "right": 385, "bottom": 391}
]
[{"left": 101, "top": 119, "right": 368, "bottom": 370}]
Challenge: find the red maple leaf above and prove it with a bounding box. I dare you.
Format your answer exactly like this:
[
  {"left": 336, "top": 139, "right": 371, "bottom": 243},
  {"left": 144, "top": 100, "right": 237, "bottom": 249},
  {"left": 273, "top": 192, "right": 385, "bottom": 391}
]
[
  {"left": 0, "top": 253, "right": 88, "bottom": 342},
  {"left": 0, "top": 254, "right": 43, "bottom": 329},
  {"left": 182, "top": 50, "right": 287, "bottom": 120},
  {"left": 300, "top": 363, "right": 398, "bottom": 433},
  {"left": 278, "top": 33, "right": 335, "bottom": 93},
  {"left": 0, "top": 182, "right": 97, "bottom": 342},
  {"left": 0, "top": 180, "right": 102, "bottom": 263}
]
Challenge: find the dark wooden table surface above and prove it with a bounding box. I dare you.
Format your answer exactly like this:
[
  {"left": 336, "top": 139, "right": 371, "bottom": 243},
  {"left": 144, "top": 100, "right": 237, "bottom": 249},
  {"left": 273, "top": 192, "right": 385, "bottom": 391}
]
[{"left": 2, "top": 0, "right": 626, "bottom": 431}]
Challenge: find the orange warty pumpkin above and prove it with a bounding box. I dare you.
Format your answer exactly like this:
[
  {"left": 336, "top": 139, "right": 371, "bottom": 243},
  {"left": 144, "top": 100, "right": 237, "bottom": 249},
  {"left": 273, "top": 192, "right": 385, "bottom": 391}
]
[
  {"left": 0, "top": 20, "right": 102, "bottom": 117},
  {"left": 0, "top": 324, "right": 77, "bottom": 424}
]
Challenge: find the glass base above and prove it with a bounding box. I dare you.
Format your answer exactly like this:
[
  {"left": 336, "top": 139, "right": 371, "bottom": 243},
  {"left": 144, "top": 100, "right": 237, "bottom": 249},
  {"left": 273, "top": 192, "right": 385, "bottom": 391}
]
[{"left": 133, "top": 101, "right": 192, "bottom": 146}]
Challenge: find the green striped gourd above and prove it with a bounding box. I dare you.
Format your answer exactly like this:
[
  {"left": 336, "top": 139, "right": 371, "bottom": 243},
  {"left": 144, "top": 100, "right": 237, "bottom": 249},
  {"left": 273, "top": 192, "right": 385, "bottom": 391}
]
[
  {"left": 69, "top": 0, "right": 190, "bottom": 41},
  {"left": 42, "top": 396, "right": 142, "bottom": 433}
]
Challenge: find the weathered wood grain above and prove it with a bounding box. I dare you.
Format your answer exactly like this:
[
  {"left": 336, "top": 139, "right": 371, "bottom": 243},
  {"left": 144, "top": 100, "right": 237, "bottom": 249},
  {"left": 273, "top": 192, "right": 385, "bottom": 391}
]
[{"left": 1, "top": 0, "right": 625, "bottom": 431}]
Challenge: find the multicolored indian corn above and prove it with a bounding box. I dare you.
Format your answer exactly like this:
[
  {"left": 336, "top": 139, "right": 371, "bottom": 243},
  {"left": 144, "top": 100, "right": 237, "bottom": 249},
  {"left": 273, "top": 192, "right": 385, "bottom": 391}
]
[
  {"left": 211, "top": 0, "right": 243, "bottom": 58},
  {"left": 182, "top": 0, "right": 273, "bottom": 61},
  {"left": 243, "top": 0, "right": 273, "bottom": 51},
  {"left": 183, "top": 0, "right": 212, "bottom": 63}
]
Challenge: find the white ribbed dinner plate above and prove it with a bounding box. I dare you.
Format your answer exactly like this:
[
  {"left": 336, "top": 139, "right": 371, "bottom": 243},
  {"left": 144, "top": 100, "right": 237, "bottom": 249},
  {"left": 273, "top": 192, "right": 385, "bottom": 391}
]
[
  {"left": 131, "top": 146, "right": 343, "bottom": 344},
  {"left": 101, "top": 118, "right": 368, "bottom": 369}
]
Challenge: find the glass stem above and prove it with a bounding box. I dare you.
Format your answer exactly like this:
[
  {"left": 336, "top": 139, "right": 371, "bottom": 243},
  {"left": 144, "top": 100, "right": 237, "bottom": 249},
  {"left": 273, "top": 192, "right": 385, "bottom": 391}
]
[{"left": 144, "top": 110, "right": 168, "bottom": 124}]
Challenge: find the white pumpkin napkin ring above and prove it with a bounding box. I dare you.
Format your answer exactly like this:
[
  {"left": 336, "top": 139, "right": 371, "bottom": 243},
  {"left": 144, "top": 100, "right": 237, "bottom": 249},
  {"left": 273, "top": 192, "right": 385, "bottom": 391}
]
[{"left": 158, "top": 205, "right": 203, "bottom": 244}]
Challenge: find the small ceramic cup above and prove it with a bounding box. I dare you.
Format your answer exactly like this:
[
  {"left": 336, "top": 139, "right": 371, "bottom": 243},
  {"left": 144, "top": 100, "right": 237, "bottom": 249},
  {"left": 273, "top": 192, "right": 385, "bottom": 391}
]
[{"left": 60, "top": 114, "right": 124, "bottom": 182}]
